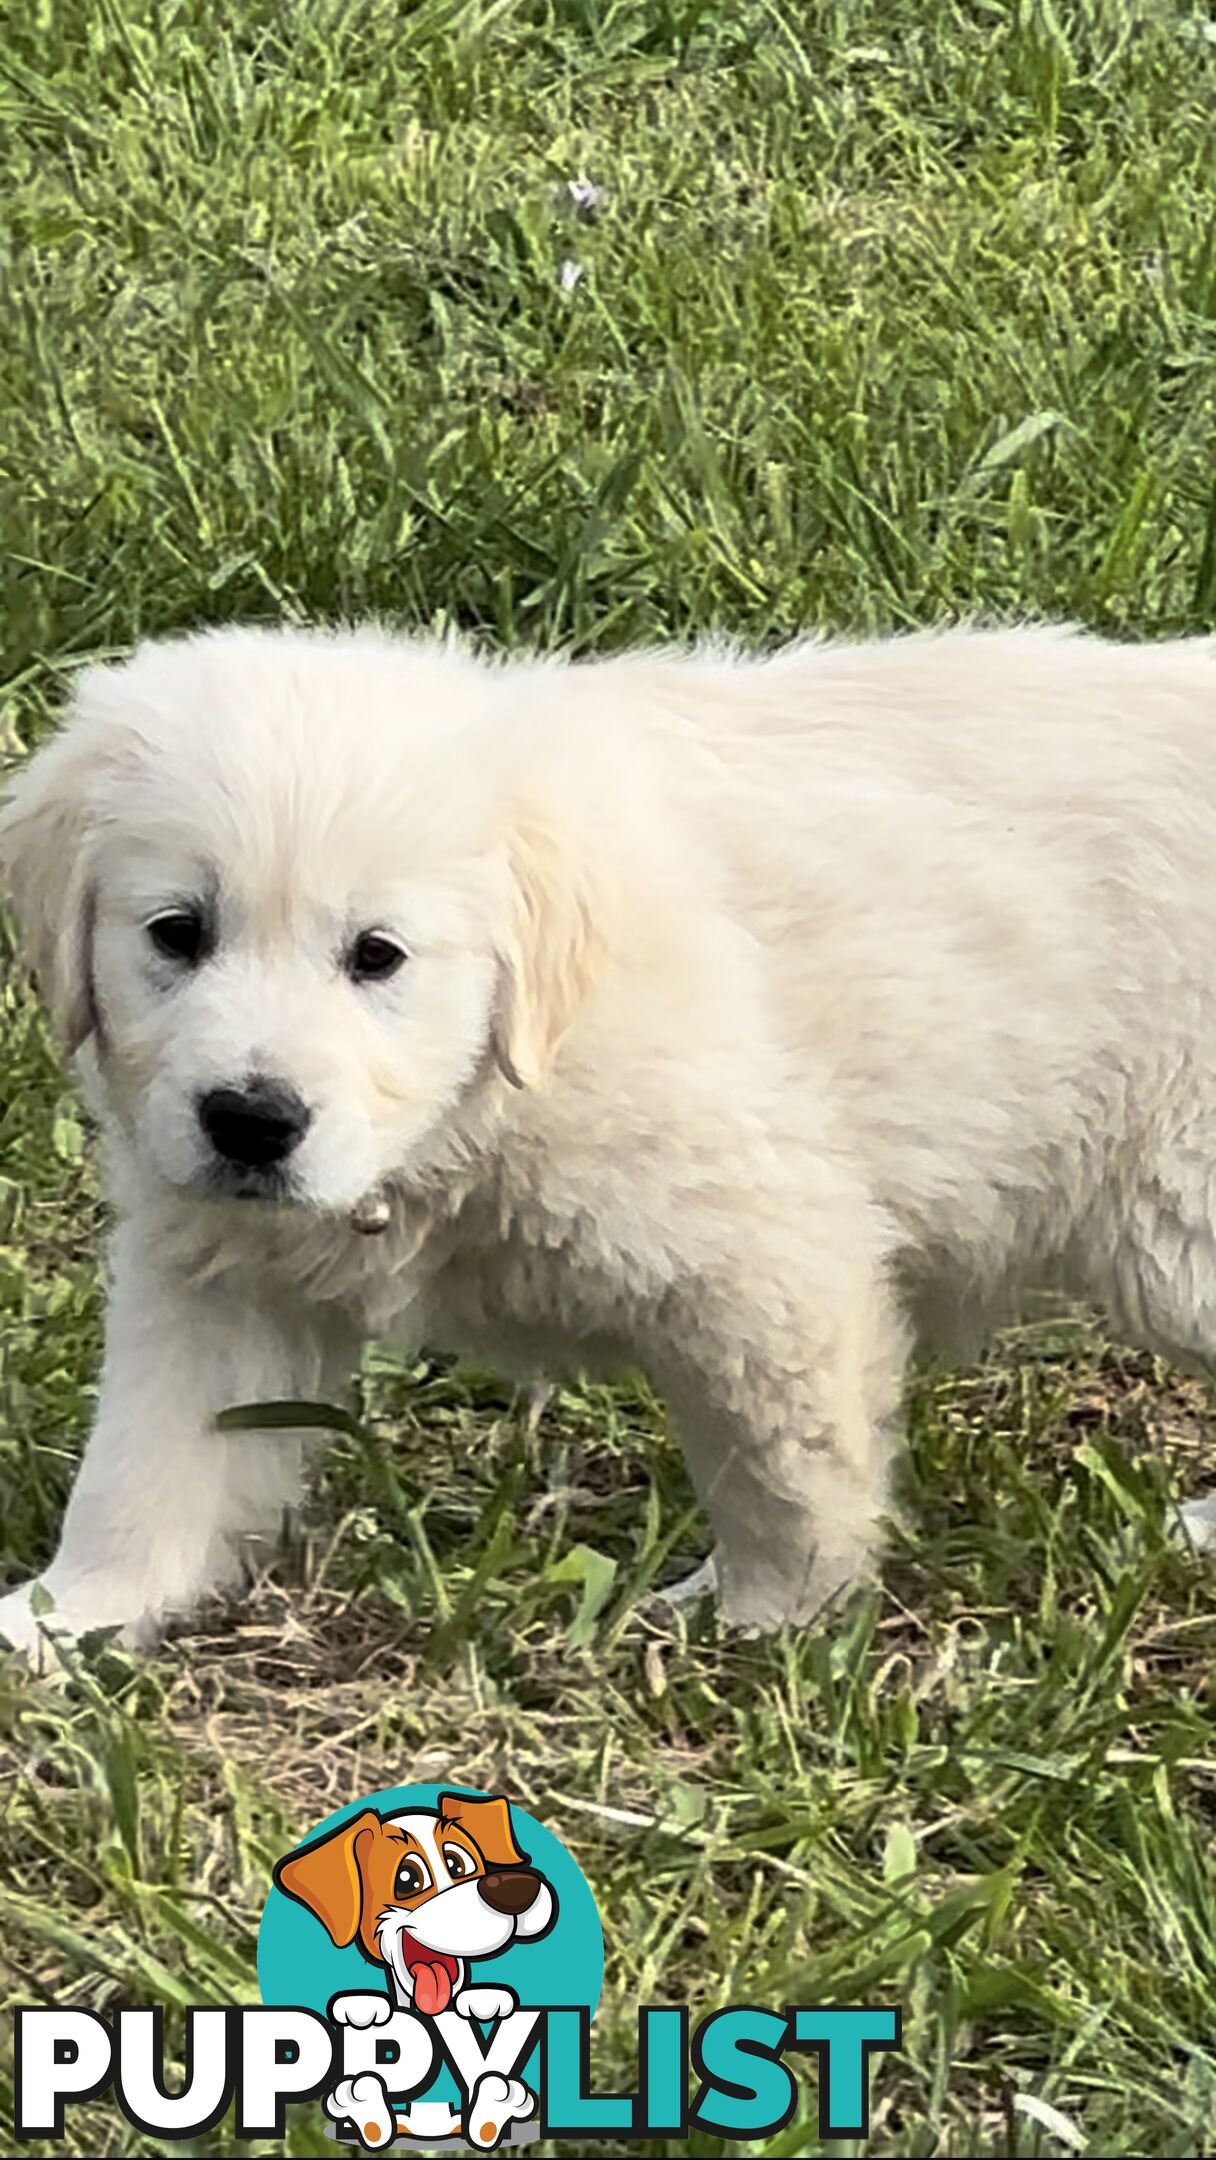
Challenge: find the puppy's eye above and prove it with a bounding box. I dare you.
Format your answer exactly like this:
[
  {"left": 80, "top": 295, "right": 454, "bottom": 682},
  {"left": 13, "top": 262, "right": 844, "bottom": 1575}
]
[
  {"left": 394, "top": 1855, "right": 432, "bottom": 1900},
  {"left": 147, "top": 910, "right": 206, "bottom": 965},
  {"left": 348, "top": 932, "right": 407, "bottom": 983},
  {"left": 442, "top": 1844, "right": 477, "bottom": 1882}
]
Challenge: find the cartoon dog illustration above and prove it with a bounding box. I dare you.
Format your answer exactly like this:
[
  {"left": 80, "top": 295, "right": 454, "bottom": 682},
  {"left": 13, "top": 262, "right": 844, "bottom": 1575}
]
[{"left": 274, "top": 1791, "right": 556, "bottom": 2150}]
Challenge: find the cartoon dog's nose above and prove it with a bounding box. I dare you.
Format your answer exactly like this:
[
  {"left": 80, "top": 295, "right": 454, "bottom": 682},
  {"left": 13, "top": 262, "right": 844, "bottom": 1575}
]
[
  {"left": 478, "top": 1869, "right": 540, "bottom": 1916},
  {"left": 198, "top": 1080, "right": 311, "bottom": 1170}
]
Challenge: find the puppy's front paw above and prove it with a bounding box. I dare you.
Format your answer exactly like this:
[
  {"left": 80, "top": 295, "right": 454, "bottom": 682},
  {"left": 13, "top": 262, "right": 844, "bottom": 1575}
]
[
  {"left": 0, "top": 1580, "right": 141, "bottom": 1673},
  {"left": 455, "top": 1984, "right": 518, "bottom": 2022},
  {"left": 0, "top": 1584, "right": 93, "bottom": 1676},
  {"left": 0, "top": 1585, "right": 56, "bottom": 1665}
]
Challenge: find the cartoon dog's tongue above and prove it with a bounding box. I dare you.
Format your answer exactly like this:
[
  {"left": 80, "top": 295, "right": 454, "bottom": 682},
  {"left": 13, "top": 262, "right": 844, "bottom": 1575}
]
[
  {"left": 412, "top": 1962, "right": 450, "bottom": 2015},
  {"left": 405, "top": 1943, "right": 459, "bottom": 2015}
]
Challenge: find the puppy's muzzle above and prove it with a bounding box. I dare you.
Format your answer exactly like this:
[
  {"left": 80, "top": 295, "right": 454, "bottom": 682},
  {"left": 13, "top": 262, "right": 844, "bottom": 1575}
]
[
  {"left": 197, "top": 1080, "right": 311, "bottom": 1170},
  {"left": 478, "top": 1869, "right": 541, "bottom": 1916}
]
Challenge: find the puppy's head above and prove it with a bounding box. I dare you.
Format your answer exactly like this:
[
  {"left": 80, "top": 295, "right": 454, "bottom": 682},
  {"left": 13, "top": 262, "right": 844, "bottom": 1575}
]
[
  {"left": 0, "top": 628, "right": 606, "bottom": 1217},
  {"left": 274, "top": 1794, "right": 556, "bottom": 2012}
]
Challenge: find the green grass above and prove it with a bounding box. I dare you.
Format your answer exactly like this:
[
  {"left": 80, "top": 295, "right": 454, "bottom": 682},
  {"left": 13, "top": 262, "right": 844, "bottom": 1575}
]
[{"left": 3, "top": 1, "right": 1216, "bottom": 2152}]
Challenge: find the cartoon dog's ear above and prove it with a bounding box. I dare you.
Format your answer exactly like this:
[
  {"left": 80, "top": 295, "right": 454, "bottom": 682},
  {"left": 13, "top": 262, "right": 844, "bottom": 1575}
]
[
  {"left": 0, "top": 672, "right": 135, "bottom": 1054},
  {"left": 491, "top": 810, "right": 607, "bottom": 1092},
  {"left": 273, "top": 1809, "right": 383, "bottom": 1948},
  {"left": 438, "top": 1792, "right": 527, "bottom": 1869}
]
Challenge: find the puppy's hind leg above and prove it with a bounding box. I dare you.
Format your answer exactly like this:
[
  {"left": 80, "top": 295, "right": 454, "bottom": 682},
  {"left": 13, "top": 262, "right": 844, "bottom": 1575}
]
[
  {"left": 1096, "top": 1157, "right": 1216, "bottom": 1556},
  {"left": 663, "top": 1252, "right": 911, "bottom": 1633}
]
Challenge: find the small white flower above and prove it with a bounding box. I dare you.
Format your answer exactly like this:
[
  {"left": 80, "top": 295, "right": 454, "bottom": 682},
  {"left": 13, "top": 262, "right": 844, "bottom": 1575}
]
[
  {"left": 559, "top": 258, "right": 584, "bottom": 293},
  {"left": 567, "top": 176, "right": 601, "bottom": 213}
]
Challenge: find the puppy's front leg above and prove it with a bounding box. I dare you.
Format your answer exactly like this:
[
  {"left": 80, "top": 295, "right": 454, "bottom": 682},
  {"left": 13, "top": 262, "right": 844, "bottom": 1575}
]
[
  {"left": 665, "top": 1258, "right": 910, "bottom": 1632},
  {"left": 0, "top": 1223, "right": 356, "bottom": 1661}
]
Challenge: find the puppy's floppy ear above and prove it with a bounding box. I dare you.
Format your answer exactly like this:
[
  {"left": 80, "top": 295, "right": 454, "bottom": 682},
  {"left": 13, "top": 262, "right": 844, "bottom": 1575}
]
[
  {"left": 492, "top": 809, "right": 607, "bottom": 1090},
  {"left": 0, "top": 678, "right": 130, "bottom": 1054},
  {"left": 273, "top": 1808, "right": 383, "bottom": 1948},
  {"left": 438, "top": 1792, "right": 527, "bottom": 1869}
]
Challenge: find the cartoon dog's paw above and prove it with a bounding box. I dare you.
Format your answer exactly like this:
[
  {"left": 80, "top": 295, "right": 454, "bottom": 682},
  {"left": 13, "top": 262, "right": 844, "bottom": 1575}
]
[
  {"left": 329, "top": 1990, "right": 394, "bottom": 2029},
  {"left": 454, "top": 1984, "right": 519, "bottom": 2022},
  {"left": 325, "top": 2072, "right": 395, "bottom": 2149},
  {"left": 465, "top": 2071, "right": 535, "bottom": 2149}
]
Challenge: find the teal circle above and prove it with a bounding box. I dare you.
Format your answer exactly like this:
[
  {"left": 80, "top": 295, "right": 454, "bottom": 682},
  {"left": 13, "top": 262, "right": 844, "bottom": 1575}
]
[{"left": 257, "top": 1783, "right": 603, "bottom": 2110}]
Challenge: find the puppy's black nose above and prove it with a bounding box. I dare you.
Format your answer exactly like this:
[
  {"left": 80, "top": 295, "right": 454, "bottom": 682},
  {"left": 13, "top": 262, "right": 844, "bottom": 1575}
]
[
  {"left": 198, "top": 1081, "right": 311, "bottom": 1170},
  {"left": 478, "top": 1869, "right": 541, "bottom": 1916}
]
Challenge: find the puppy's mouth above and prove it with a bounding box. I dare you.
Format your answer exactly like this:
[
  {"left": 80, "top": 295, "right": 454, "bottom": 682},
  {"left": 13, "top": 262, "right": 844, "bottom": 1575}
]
[
  {"left": 400, "top": 1941, "right": 460, "bottom": 2015},
  {"left": 204, "top": 1163, "right": 298, "bottom": 1205}
]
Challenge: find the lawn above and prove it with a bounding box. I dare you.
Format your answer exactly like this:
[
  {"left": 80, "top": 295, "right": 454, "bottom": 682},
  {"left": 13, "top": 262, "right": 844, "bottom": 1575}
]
[{"left": 2, "top": 1, "right": 1216, "bottom": 2153}]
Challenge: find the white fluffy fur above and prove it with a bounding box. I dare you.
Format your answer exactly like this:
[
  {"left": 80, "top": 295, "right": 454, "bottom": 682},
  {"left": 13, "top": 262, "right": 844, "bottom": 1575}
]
[{"left": 2, "top": 620, "right": 1216, "bottom": 1657}]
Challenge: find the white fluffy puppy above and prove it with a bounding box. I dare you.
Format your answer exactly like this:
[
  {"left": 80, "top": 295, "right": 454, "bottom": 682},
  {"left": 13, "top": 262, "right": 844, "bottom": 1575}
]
[{"left": 2, "top": 621, "right": 1216, "bottom": 1658}]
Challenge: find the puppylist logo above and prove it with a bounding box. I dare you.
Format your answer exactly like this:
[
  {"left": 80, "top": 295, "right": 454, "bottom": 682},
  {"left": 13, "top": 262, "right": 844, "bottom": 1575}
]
[
  {"left": 14, "top": 1783, "right": 900, "bottom": 2149},
  {"left": 264, "top": 1784, "right": 589, "bottom": 2149}
]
